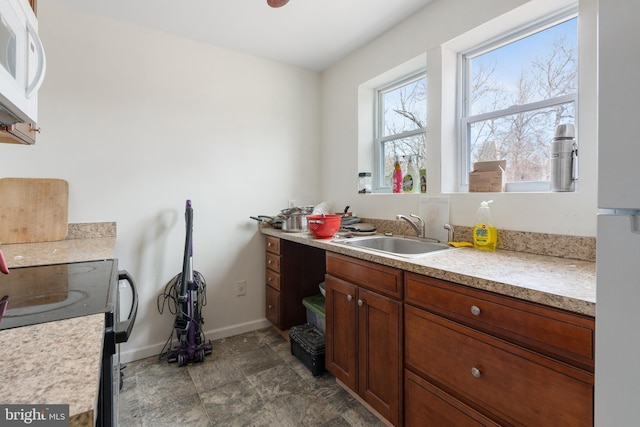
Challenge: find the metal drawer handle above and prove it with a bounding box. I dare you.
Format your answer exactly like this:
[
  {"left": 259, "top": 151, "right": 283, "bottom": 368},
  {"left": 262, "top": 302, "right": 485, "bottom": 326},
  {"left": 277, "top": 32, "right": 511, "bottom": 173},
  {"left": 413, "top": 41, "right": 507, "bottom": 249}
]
[
  {"left": 358, "top": 299, "right": 363, "bottom": 306},
  {"left": 347, "top": 294, "right": 352, "bottom": 301},
  {"left": 268, "top": 304, "right": 273, "bottom": 309},
  {"left": 268, "top": 277, "right": 272, "bottom": 281},
  {"left": 471, "top": 305, "right": 481, "bottom": 316},
  {"left": 268, "top": 260, "right": 272, "bottom": 264},
  {"left": 268, "top": 242, "right": 272, "bottom": 247},
  {"left": 471, "top": 367, "right": 482, "bottom": 378}
]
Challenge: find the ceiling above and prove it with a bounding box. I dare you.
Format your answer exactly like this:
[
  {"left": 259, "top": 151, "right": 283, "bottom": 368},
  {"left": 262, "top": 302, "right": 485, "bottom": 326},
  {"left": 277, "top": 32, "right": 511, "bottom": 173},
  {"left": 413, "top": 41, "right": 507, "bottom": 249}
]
[{"left": 49, "top": 0, "right": 433, "bottom": 72}]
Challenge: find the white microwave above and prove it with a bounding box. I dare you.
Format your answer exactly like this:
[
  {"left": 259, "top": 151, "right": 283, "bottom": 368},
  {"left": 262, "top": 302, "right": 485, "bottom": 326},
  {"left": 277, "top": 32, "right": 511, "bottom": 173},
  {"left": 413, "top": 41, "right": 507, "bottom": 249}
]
[{"left": 0, "top": 0, "right": 45, "bottom": 126}]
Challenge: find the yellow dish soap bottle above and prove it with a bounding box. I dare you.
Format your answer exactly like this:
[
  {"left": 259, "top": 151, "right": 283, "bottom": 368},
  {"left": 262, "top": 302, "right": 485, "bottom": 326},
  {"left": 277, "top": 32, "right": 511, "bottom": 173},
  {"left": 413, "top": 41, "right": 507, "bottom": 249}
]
[{"left": 473, "top": 200, "right": 497, "bottom": 251}]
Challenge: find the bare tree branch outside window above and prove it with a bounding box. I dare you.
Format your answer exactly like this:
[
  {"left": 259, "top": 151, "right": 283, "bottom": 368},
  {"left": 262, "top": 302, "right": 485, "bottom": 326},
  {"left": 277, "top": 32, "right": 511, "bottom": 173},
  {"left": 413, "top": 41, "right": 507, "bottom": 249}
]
[
  {"left": 378, "top": 75, "right": 427, "bottom": 188},
  {"left": 464, "top": 17, "right": 578, "bottom": 183}
]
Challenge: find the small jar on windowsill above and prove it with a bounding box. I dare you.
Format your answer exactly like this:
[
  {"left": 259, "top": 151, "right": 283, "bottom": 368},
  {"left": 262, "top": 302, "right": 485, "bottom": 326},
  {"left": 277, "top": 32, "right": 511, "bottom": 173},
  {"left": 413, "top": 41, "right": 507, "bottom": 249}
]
[{"left": 358, "top": 172, "right": 372, "bottom": 193}]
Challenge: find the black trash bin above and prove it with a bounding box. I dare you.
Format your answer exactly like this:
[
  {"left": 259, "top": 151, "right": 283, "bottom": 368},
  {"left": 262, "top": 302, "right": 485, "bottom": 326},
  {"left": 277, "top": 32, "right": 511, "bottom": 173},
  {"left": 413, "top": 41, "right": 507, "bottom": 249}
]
[{"left": 289, "top": 323, "right": 325, "bottom": 376}]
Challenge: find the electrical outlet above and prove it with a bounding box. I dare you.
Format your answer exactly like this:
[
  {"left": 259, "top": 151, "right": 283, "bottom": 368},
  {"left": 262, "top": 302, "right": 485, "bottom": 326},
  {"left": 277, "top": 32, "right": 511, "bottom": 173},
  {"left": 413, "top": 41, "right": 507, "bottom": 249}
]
[{"left": 235, "top": 280, "right": 246, "bottom": 296}]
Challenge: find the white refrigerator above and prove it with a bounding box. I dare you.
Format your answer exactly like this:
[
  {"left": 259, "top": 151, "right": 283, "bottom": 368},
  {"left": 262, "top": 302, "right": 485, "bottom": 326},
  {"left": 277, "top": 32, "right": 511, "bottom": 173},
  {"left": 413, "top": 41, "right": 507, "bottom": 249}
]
[{"left": 596, "top": 0, "right": 640, "bottom": 424}]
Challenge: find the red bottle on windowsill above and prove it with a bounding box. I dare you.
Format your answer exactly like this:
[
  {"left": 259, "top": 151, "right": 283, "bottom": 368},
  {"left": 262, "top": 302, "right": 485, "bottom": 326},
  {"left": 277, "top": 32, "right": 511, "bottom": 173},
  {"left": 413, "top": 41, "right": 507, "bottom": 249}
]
[{"left": 393, "top": 156, "right": 403, "bottom": 193}]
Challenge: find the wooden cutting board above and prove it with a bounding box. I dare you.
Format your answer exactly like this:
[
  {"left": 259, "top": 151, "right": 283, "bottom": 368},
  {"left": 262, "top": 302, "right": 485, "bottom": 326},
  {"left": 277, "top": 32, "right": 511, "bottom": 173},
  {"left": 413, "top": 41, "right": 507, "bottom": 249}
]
[{"left": 0, "top": 178, "right": 69, "bottom": 244}]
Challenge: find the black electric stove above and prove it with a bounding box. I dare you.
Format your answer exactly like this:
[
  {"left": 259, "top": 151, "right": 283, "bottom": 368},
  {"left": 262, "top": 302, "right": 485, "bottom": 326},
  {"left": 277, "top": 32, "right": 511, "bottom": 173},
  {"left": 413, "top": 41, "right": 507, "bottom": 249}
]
[
  {"left": 0, "top": 259, "right": 138, "bottom": 427},
  {"left": 0, "top": 260, "right": 118, "bottom": 330}
]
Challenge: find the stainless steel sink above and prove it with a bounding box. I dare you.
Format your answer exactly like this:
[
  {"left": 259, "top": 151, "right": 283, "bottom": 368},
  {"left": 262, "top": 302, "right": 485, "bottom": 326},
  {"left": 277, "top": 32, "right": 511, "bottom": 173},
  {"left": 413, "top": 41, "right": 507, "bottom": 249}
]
[{"left": 340, "top": 236, "right": 452, "bottom": 258}]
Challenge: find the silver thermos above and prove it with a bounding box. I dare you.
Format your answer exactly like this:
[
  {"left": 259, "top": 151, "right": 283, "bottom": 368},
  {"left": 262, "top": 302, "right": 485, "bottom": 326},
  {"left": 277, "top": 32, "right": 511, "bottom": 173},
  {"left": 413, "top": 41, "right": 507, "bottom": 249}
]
[{"left": 550, "top": 123, "right": 578, "bottom": 192}]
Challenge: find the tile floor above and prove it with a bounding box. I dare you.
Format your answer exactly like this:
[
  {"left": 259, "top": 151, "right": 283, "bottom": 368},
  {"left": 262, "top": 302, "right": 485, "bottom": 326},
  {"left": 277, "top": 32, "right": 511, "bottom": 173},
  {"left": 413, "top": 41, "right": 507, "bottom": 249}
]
[{"left": 118, "top": 327, "right": 387, "bottom": 427}]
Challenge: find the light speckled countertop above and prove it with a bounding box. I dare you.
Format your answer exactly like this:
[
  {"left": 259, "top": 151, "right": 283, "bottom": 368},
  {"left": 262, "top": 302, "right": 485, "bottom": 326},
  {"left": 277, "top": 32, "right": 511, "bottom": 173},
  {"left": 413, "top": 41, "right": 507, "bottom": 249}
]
[
  {"left": 1, "top": 222, "right": 116, "bottom": 268},
  {"left": 0, "top": 315, "right": 105, "bottom": 426},
  {"left": 0, "top": 222, "right": 116, "bottom": 427},
  {"left": 261, "top": 228, "right": 596, "bottom": 317}
]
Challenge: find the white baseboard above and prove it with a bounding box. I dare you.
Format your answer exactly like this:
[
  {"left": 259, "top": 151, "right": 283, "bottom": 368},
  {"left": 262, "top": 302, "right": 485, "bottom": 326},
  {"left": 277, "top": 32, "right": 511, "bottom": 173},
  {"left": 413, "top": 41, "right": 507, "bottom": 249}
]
[{"left": 119, "top": 318, "right": 272, "bottom": 364}]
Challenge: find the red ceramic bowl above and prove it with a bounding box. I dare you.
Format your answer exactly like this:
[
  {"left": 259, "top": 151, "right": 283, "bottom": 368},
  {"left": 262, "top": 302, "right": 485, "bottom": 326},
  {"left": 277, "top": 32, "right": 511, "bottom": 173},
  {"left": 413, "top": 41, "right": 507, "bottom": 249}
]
[{"left": 307, "top": 214, "right": 341, "bottom": 239}]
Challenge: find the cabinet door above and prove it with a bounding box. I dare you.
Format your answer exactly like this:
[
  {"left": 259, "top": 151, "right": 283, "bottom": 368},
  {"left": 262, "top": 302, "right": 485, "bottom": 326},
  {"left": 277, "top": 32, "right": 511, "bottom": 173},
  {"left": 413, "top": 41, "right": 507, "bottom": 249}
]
[
  {"left": 358, "top": 287, "right": 402, "bottom": 426},
  {"left": 265, "top": 285, "right": 280, "bottom": 327},
  {"left": 325, "top": 274, "right": 357, "bottom": 390}
]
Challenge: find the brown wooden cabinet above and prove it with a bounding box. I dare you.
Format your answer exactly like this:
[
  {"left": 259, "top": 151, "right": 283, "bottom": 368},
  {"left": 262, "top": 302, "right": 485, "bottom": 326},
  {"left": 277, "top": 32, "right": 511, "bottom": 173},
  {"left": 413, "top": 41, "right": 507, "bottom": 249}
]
[
  {"left": 264, "top": 236, "right": 325, "bottom": 330},
  {"left": 325, "top": 252, "right": 402, "bottom": 426},
  {"left": 403, "top": 272, "right": 594, "bottom": 426},
  {"left": 263, "top": 236, "right": 593, "bottom": 426}
]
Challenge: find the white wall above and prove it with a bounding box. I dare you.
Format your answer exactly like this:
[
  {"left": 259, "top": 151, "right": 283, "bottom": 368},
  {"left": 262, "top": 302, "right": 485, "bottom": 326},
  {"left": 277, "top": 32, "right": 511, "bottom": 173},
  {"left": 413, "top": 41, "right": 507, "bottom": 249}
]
[
  {"left": 0, "top": 1, "right": 321, "bottom": 361},
  {"left": 321, "top": 0, "right": 598, "bottom": 237}
]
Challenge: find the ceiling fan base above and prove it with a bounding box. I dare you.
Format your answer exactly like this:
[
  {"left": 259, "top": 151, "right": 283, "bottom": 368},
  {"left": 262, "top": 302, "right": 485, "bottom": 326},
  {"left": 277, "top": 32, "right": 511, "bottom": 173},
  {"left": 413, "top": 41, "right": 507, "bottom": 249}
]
[{"left": 267, "top": 0, "right": 290, "bottom": 8}]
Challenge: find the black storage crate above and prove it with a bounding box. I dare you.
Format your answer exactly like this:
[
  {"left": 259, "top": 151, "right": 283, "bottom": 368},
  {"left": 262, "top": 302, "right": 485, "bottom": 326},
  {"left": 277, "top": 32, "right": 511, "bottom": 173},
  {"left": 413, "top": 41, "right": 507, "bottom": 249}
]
[{"left": 289, "top": 323, "right": 325, "bottom": 376}]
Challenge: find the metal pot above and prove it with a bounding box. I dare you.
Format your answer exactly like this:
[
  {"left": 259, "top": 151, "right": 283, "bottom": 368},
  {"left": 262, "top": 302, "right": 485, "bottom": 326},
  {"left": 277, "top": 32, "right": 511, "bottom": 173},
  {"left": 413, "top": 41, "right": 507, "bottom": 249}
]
[
  {"left": 281, "top": 213, "right": 308, "bottom": 232},
  {"left": 279, "top": 206, "right": 313, "bottom": 233}
]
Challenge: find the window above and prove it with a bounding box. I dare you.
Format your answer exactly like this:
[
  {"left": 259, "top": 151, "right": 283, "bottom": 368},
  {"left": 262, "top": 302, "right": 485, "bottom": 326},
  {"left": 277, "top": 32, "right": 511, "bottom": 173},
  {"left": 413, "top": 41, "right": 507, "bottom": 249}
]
[
  {"left": 375, "top": 72, "right": 426, "bottom": 190},
  {"left": 459, "top": 13, "right": 577, "bottom": 190}
]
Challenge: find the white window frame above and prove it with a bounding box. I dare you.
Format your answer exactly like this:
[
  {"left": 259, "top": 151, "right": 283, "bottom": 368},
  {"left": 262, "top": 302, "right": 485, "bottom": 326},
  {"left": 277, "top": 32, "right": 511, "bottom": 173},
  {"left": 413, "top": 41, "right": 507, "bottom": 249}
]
[
  {"left": 458, "top": 8, "right": 578, "bottom": 192},
  {"left": 374, "top": 71, "right": 426, "bottom": 192}
]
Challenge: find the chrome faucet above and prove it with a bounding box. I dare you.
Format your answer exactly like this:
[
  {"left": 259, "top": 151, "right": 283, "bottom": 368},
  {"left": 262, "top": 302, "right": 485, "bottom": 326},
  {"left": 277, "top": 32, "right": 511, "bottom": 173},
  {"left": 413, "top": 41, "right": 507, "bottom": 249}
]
[{"left": 396, "top": 214, "right": 425, "bottom": 239}]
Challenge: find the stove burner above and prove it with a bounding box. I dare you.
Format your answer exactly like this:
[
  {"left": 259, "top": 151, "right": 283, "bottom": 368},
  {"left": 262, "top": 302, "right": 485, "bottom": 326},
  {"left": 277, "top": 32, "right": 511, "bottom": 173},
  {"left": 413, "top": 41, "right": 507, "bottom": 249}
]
[
  {"left": 0, "top": 260, "right": 117, "bottom": 330},
  {"left": 4, "top": 290, "right": 90, "bottom": 317}
]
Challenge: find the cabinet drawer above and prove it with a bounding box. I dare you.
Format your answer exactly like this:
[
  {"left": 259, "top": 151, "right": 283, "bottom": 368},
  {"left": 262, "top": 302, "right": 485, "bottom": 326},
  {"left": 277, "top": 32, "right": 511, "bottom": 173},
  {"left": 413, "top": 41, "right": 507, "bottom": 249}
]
[
  {"left": 326, "top": 252, "right": 403, "bottom": 299},
  {"left": 266, "top": 270, "right": 281, "bottom": 292},
  {"left": 405, "top": 305, "right": 593, "bottom": 426},
  {"left": 405, "top": 272, "right": 594, "bottom": 370},
  {"left": 266, "top": 285, "right": 280, "bottom": 327},
  {"left": 265, "top": 236, "right": 280, "bottom": 254},
  {"left": 405, "top": 369, "right": 500, "bottom": 427},
  {"left": 266, "top": 252, "right": 281, "bottom": 273}
]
